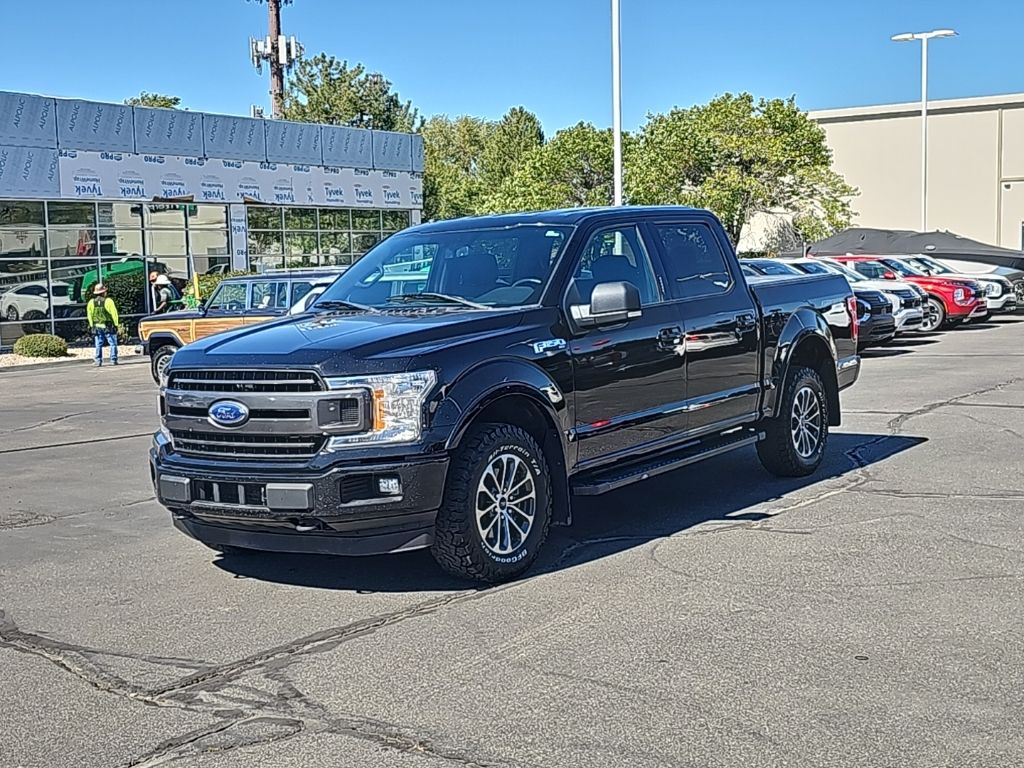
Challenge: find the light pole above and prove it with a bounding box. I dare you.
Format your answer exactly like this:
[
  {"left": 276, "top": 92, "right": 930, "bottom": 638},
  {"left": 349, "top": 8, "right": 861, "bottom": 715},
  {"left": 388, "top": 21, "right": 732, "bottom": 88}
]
[
  {"left": 611, "top": 0, "right": 623, "bottom": 206},
  {"left": 891, "top": 28, "right": 957, "bottom": 231}
]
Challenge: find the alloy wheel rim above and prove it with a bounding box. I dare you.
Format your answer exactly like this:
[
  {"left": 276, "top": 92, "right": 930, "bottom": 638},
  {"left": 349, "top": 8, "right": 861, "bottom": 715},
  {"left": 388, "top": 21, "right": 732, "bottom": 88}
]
[
  {"left": 156, "top": 353, "right": 172, "bottom": 379},
  {"left": 790, "top": 386, "right": 822, "bottom": 459},
  {"left": 475, "top": 452, "right": 536, "bottom": 556},
  {"left": 922, "top": 301, "right": 941, "bottom": 331}
]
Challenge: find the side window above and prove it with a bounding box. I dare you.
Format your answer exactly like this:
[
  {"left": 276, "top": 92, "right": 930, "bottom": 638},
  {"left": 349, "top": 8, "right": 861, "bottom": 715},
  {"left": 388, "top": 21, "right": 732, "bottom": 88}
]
[
  {"left": 572, "top": 225, "right": 661, "bottom": 305},
  {"left": 290, "top": 281, "right": 315, "bottom": 307},
  {"left": 206, "top": 282, "right": 247, "bottom": 311},
  {"left": 855, "top": 262, "right": 886, "bottom": 279},
  {"left": 251, "top": 281, "right": 289, "bottom": 310},
  {"left": 655, "top": 223, "right": 733, "bottom": 299}
]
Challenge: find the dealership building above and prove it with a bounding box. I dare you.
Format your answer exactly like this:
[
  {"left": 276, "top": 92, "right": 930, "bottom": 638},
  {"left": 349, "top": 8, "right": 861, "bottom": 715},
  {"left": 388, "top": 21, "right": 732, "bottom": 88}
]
[
  {"left": 0, "top": 90, "right": 424, "bottom": 347},
  {"left": 810, "top": 92, "right": 1024, "bottom": 251}
]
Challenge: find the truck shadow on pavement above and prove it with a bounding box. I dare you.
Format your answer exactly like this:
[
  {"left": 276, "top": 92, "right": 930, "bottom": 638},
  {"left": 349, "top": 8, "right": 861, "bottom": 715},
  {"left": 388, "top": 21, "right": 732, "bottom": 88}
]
[{"left": 214, "top": 432, "right": 925, "bottom": 593}]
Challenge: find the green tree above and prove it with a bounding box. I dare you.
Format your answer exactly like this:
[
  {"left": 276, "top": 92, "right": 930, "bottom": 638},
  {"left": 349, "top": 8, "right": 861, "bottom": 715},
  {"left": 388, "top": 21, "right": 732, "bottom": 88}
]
[
  {"left": 479, "top": 107, "right": 544, "bottom": 191},
  {"left": 483, "top": 123, "right": 616, "bottom": 213},
  {"left": 628, "top": 93, "right": 856, "bottom": 244},
  {"left": 283, "top": 55, "right": 420, "bottom": 131},
  {"left": 124, "top": 92, "right": 181, "bottom": 109},
  {"left": 421, "top": 115, "right": 493, "bottom": 220}
]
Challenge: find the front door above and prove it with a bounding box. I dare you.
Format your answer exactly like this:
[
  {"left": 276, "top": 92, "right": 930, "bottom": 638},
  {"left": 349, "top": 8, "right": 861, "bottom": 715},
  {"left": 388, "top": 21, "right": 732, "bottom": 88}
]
[
  {"left": 649, "top": 219, "right": 761, "bottom": 435},
  {"left": 192, "top": 280, "right": 250, "bottom": 341},
  {"left": 244, "top": 279, "right": 290, "bottom": 325},
  {"left": 569, "top": 223, "right": 688, "bottom": 467}
]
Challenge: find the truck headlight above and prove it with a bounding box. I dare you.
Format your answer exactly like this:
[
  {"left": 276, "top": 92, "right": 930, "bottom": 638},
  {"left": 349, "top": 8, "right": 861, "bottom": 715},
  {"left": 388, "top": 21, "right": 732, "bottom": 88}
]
[
  {"left": 983, "top": 281, "right": 1002, "bottom": 298},
  {"left": 324, "top": 371, "right": 436, "bottom": 448}
]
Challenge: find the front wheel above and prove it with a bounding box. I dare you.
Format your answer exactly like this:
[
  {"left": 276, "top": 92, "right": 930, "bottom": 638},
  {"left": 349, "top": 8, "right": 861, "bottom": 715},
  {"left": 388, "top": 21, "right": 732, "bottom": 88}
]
[
  {"left": 757, "top": 366, "right": 829, "bottom": 478},
  {"left": 431, "top": 423, "right": 552, "bottom": 583},
  {"left": 920, "top": 297, "right": 945, "bottom": 332},
  {"left": 151, "top": 344, "right": 177, "bottom": 383}
]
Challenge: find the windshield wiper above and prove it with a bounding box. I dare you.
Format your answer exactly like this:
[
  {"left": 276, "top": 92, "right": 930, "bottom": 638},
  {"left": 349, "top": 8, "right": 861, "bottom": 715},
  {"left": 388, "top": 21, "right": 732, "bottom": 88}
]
[
  {"left": 385, "top": 292, "right": 489, "bottom": 309},
  {"left": 312, "top": 299, "right": 375, "bottom": 313}
]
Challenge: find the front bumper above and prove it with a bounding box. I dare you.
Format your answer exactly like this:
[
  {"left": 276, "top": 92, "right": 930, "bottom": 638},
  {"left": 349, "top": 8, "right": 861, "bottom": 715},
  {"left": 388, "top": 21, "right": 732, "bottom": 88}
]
[
  {"left": 151, "top": 432, "right": 448, "bottom": 556},
  {"left": 893, "top": 307, "right": 924, "bottom": 333},
  {"left": 984, "top": 293, "right": 1017, "bottom": 313},
  {"left": 837, "top": 355, "right": 860, "bottom": 391}
]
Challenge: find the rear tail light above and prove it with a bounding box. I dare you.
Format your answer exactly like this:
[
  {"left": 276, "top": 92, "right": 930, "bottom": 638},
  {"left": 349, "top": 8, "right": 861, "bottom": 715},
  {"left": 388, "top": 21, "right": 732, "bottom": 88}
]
[{"left": 847, "top": 295, "right": 859, "bottom": 344}]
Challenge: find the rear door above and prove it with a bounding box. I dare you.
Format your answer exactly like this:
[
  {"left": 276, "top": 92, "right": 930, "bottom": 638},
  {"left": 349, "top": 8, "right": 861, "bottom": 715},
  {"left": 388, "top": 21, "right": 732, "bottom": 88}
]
[
  {"left": 245, "top": 279, "right": 290, "bottom": 325},
  {"left": 568, "top": 222, "right": 689, "bottom": 466},
  {"left": 649, "top": 218, "right": 761, "bottom": 435}
]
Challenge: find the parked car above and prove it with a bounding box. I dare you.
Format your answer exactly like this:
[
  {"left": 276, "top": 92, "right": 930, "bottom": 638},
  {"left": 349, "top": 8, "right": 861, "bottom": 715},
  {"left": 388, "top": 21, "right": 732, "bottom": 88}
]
[
  {"left": 832, "top": 255, "right": 986, "bottom": 331},
  {"left": 936, "top": 259, "right": 1024, "bottom": 305},
  {"left": 151, "top": 206, "right": 860, "bottom": 583},
  {"left": 744, "top": 258, "right": 895, "bottom": 349},
  {"left": 783, "top": 257, "right": 925, "bottom": 335},
  {"left": 139, "top": 269, "right": 344, "bottom": 382},
  {"left": 902, "top": 255, "right": 1018, "bottom": 314},
  {"left": 1, "top": 280, "right": 75, "bottom": 322}
]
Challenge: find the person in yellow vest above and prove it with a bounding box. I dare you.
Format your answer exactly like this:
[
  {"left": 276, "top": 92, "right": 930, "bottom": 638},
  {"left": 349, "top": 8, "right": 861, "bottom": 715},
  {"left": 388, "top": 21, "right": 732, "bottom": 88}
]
[{"left": 86, "top": 284, "right": 119, "bottom": 367}]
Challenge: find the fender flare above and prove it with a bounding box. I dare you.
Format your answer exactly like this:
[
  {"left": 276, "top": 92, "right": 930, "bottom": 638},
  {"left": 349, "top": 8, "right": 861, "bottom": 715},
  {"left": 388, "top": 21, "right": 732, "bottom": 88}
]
[
  {"left": 766, "top": 308, "right": 840, "bottom": 423},
  {"left": 146, "top": 332, "right": 183, "bottom": 353},
  {"left": 435, "top": 359, "right": 573, "bottom": 524}
]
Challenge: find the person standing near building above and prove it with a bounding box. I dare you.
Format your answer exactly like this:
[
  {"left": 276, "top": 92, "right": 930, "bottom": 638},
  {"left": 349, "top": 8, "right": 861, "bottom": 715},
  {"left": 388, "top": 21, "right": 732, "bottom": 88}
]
[
  {"left": 152, "top": 274, "right": 180, "bottom": 314},
  {"left": 87, "top": 284, "right": 119, "bottom": 367}
]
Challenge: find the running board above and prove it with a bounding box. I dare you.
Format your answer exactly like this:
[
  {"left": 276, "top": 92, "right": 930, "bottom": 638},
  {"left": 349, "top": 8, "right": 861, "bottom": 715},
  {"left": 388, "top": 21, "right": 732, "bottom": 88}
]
[{"left": 571, "top": 430, "right": 764, "bottom": 496}]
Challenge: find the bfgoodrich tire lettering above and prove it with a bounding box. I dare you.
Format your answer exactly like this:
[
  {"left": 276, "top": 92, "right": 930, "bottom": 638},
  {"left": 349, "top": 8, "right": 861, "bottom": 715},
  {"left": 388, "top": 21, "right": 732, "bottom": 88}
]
[
  {"left": 431, "top": 423, "right": 552, "bottom": 583},
  {"left": 757, "top": 365, "right": 829, "bottom": 477}
]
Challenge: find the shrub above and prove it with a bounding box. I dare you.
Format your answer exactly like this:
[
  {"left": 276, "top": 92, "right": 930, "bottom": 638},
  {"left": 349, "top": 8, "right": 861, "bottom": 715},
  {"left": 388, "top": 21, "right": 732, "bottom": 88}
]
[{"left": 13, "top": 333, "right": 68, "bottom": 358}]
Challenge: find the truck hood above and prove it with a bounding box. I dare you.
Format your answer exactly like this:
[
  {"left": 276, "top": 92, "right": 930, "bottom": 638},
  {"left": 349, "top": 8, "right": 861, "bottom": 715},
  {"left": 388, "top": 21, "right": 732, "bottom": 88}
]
[{"left": 169, "top": 308, "right": 524, "bottom": 375}]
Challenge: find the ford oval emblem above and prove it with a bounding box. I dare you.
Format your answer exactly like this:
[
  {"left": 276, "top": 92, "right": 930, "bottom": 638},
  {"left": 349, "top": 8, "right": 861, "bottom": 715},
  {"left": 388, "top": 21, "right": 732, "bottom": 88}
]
[{"left": 208, "top": 400, "right": 249, "bottom": 428}]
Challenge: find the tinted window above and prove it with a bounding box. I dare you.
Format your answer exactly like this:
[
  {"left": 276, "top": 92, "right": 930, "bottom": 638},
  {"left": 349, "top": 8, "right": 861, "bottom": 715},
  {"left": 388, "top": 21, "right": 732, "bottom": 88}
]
[
  {"left": 880, "top": 258, "right": 924, "bottom": 277},
  {"left": 207, "top": 282, "right": 248, "bottom": 311},
  {"left": 793, "top": 261, "right": 830, "bottom": 275},
  {"left": 851, "top": 261, "right": 889, "bottom": 279},
  {"left": 573, "top": 225, "right": 660, "bottom": 305},
  {"left": 251, "top": 281, "right": 289, "bottom": 310},
  {"left": 656, "top": 223, "right": 732, "bottom": 298},
  {"left": 291, "top": 281, "right": 316, "bottom": 306}
]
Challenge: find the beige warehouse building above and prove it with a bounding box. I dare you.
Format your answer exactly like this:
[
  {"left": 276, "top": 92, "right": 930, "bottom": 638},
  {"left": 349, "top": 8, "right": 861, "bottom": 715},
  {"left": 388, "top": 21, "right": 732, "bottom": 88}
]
[{"left": 810, "top": 93, "right": 1024, "bottom": 250}]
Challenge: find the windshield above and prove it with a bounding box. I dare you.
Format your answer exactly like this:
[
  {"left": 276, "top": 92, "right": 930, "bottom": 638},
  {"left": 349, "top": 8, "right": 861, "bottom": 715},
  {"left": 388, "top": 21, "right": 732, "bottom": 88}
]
[
  {"left": 819, "top": 259, "right": 867, "bottom": 283},
  {"left": 315, "top": 225, "right": 574, "bottom": 309},
  {"left": 909, "top": 256, "right": 953, "bottom": 275},
  {"left": 880, "top": 258, "right": 925, "bottom": 277}
]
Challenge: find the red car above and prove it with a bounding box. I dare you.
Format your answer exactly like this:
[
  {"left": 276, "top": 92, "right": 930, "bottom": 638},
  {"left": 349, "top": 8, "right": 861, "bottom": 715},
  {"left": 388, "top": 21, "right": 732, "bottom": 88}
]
[{"left": 827, "top": 255, "right": 986, "bottom": 332}]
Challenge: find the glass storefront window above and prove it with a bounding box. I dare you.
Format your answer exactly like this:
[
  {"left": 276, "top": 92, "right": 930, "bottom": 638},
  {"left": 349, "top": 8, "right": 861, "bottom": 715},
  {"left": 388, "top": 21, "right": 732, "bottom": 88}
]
[
  {"left": 319, "top": 232, "right": 350, "bottom": 255},
  {"left": 97, "top": 255, "right": 148, "bottom": 315},
  {"left": 284, "top": 208, "right": 317, "bottom": 229},
  {"left": 352, "top": 210, "right": 381, "bottom": 231},
  {"left": 144, "top": 203, "right": 186, "bottom": 229},
  {"left": 47, "top": 202, "right": 96, "bottom": 227},
  {"left": 0, "top": 260, "right": 56, "bottom": 322},
  {"left": 188, "top": 205, "right": 229, "bottom": 229},
  {"left": 146, "top": 230, "right": 187, "bottom": 256},
  {"left": 189, "top": 229, "right": 229, "bottom": 256},
  {"left": 321, "top": 252, "right": 353, "bottom": 267},
  {"left": 97, "top": 202, "right": 144, "bottom": 229},
  {"left": 99, "top": 229, "right": 144, "bottom": 258},
  {"left": 353, "top": 232, "right": 381, "bottom": 254},
  {"left": 285, "top": 232, "right": 318, "bottom": 255},
  {"left": 247, "top": 206, "right": 282, "bottom": 230},
  {"left": 383, "top": 210, "right": 410, "bottom": 231},
  {"left": 319, "top": 209, "right": 350, "bottom": 230},
  {"left": 0, "top": 201, "right": 45, "bottom": 226},
  {"left": 0, "top": 230, "right": 46, "bottom": 258},
  {"left": 52, "top": 317, "right": 92, "bottom": 346},
  {"left": 249, "top": 230, "right": 282, "bottom": 255},
  {"left": 47, "top": 228, "right": 96, "bottom": 258},
  {"left": 249, "top": 254, "right": 285, "bottom": 273}
]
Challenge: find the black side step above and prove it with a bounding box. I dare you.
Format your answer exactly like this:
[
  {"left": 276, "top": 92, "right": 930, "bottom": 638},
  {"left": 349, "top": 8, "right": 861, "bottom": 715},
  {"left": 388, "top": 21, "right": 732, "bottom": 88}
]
[{"left": 571, "top": 430, "right": 764, "bottom": 496}]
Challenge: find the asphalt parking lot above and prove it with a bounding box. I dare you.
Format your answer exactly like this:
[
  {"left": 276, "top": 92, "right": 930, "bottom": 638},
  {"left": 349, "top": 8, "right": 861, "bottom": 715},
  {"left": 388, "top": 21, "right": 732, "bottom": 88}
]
[{"left": 2, "top": 318, "right": 1024, "bottom": 768}]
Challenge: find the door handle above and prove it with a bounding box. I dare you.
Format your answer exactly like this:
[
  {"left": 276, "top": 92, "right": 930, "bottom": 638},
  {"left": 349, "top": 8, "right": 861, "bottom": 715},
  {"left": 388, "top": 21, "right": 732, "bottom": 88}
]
[
  {"left": 657, "top": 326, "right": 683, "bottom": 351},
  {"left": 735, "top": 312, "right": 757, "bottom": 331}
]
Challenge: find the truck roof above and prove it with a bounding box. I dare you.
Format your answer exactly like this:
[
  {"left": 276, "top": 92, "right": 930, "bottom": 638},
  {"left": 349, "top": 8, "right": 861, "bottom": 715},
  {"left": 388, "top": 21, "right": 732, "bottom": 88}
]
[{"left": 412, "top": 205, "right": 705, "bottom": 233}]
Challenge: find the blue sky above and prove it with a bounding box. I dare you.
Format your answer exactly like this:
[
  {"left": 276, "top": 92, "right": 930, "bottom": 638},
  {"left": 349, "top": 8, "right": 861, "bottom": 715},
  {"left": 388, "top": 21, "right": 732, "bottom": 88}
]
[{"left": 2, "top": 0, "right": 1021, "bottom": 133}]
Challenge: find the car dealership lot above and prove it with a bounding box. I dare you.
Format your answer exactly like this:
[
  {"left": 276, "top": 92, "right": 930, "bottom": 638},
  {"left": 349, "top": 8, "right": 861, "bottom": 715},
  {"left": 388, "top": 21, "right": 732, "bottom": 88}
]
[{"left": 2, "top": 320, "right": 1024, "bottom": 768}]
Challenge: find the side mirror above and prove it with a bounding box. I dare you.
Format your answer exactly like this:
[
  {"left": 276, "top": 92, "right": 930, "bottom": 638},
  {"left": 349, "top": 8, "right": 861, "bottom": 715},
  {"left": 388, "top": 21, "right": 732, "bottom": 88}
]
[
  {"left": 571, "top": 281, "right": 642, "bottom": 328},
  {"left": 883, "top": 271, "right": 897, "bottom": 280}
]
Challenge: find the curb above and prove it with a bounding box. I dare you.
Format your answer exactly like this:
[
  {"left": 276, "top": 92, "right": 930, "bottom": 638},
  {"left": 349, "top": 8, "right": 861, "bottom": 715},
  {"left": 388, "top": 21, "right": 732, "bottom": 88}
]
[{"left": 0, "top": 355, "right": 147, "bottom": 374}]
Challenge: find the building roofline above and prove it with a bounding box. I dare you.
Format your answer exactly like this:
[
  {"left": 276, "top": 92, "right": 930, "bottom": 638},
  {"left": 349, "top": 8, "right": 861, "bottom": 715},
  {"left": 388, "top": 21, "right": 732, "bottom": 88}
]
[{"left": 809, "top": 92, "right": 1024, "bottom": 124}]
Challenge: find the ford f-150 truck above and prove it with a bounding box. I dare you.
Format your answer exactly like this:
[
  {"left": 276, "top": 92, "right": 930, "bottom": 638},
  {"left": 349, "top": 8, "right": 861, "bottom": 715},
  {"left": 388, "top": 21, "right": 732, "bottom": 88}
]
[{"left": 151, "top": 207, "right": 861, "bottom": 582}]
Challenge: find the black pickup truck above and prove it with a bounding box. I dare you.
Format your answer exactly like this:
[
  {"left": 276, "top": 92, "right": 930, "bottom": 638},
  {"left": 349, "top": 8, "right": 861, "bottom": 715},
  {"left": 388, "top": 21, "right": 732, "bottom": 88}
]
[{"left": 151, "top": 206, "right": 861, "bottom": 582}]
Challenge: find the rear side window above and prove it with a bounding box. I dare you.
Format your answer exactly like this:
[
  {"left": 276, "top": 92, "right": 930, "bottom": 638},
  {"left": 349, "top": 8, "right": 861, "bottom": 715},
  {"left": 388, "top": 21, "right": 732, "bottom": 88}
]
[
  {"left": 251, "top": 281, "right": 289, "bottom": 310},
  {"left": 290, "top": 281, "right": 315, "bottom": 307},
  {"left": 655, "top": 223, "right": 733, "bottom": 299}
]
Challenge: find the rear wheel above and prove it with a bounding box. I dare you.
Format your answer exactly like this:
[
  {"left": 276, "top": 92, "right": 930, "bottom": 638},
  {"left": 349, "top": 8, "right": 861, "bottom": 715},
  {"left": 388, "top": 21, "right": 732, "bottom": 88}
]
[
  {"left": 757, "top": 366, "right": 829, "bottom": 478},
  {"left": 431, "top": 423, "right": 552, "bottom": 583},
  {"left": 920, "top": 297, "right": 945, "bottom": 332},
  {"left": 151, "top": 344, "right": 177, "bottom": 383}
]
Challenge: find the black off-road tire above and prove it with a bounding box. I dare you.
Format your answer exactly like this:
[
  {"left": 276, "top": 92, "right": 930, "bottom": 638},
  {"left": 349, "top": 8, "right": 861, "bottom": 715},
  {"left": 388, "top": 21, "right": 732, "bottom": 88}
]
[
  {"left": 431, "top": 423, "right": 552, "bottom": 583},
  {"left": 756, "top": 365, "right": 829, "bottom": 478},
  {"left": 151, "top": 344, "right": 177, "bottom": 383}
]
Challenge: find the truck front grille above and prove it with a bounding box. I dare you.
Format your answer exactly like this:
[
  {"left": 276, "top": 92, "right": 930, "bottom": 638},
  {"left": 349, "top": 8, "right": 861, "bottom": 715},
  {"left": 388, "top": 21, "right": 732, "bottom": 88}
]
[
  {"left": 167, "top": 369, "right": 324, "bottom": 393},
  {"left": 170, "top": 430, "right": 326, "bottom": 460}
]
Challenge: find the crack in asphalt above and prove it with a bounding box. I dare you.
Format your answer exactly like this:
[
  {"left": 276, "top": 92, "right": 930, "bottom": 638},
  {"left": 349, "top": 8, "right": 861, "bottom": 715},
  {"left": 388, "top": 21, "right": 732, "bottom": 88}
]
[
  {"left": 0, "top": 432, "right": 153, "bottom": 455},
  {"left": 1, "top": 409, "right": 102, "bottom": 434},
  {"left": 887, "top": 377, "right": 1024, "bottom": 434}
]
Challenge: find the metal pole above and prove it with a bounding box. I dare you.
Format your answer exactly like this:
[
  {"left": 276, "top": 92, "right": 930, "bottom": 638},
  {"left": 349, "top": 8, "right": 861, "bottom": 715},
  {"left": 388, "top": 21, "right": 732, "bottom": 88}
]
[
  {"left": 267, "top": 0, "right": 285, "bottom": 119},
  {"left": 920, "top": 36, "right": 929, "bottom": 231},
  {"left": 611, "top": 0, "right": 623, "bottom": 206}
]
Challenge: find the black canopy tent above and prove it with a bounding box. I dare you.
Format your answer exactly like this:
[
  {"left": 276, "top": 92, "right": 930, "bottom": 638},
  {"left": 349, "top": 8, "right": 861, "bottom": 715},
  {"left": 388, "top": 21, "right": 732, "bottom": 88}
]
[{"left": 810, "top": 227, "right": 1024, "bottom": 271}]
